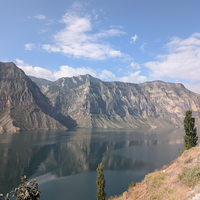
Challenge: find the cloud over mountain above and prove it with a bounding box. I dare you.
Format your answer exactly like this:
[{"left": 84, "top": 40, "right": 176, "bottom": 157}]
[{"left": 42, "top": 7, "right": 129, "bottom": 60}]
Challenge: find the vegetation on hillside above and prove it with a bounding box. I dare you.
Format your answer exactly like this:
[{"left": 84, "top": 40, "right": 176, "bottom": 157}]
[{"left": 108, "top": 146, "right": 200, "bottom": 200}]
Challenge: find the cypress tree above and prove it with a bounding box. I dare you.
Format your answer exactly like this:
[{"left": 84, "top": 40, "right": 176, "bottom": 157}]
[
  {"left": 96, "top": 163, "right": 106, "bottom": 200},
  {"left": 183, "top": 110, "right": 198, "bottom": 150}
]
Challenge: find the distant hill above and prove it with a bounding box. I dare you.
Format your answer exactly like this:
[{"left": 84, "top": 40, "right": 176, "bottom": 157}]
[
  {"left": 30, "top": 74, "right": 200, "bottom": 129},
  {"left": 0, "top": 62, "right": 76, "bottom": 133}
]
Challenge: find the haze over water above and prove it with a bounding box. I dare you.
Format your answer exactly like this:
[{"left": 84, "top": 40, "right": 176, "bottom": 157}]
[{"left": 0, "top": 128, "right": 185, "bottom": 199}]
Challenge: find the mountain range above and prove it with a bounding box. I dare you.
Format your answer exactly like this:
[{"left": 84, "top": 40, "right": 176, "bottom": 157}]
[{"left": 0, "top": 61, "right": 200, "bottom": 133}]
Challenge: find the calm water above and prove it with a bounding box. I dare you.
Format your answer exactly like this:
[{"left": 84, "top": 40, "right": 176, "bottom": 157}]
[{"left": 0, "top": 128, "right": 186, "bottom": 199}]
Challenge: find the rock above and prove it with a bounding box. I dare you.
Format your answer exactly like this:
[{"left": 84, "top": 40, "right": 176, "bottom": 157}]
[
  {"left": 0, "top": 62, "right": 75, "bottom": 132},
  {"left": 31, "top": 74, "right": 200, "bottom": 129}
]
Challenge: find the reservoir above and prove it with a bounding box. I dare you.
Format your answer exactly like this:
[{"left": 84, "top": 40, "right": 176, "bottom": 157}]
[{"left": 0, "top": 128, "right": 185, "bottom": 199}]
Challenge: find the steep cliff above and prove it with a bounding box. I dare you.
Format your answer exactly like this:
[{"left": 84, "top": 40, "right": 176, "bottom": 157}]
[
  {"left": 31, "top": 74, "right": 200, "bottom": 129},
  {"left": 0, "top": 62, "right": 74, "bottom": 133}
]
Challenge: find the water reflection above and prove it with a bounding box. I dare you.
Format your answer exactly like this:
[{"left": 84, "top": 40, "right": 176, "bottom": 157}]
[{"left": 0, "top": 128, "right": 184, "bottom": 197}]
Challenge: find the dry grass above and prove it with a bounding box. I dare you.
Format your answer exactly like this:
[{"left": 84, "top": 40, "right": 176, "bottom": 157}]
[
  {"left": 108, "top": 146, "right": 200, "bottom": 200},
  {"left": 178, "top": 165, "right": 200, "bottom": 188}
]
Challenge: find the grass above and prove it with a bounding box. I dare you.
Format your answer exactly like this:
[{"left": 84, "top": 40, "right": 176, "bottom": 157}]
[
  {"left": 144, "top": 171, "right": 168, "bottom": 192},
  {"left": 143, "top": 170, "right": 182, "bottom": 200},
  {"left": 146, "top": 187, "right": 176, "bottom": 200},
  {"left": 108, "top": 195, "right": 119, "bottom": 200},
  {"left": 127, "top": 182, "right": 136, "bottom": 191},
  {"left": 181, "top": 147, "right": 199, "bottom": 158},
  {"left": 178, "top": 165, "right": 200, "bottom": 188},
  {"left": 107, "top": 146, "right": 200, "bottom": 200}
]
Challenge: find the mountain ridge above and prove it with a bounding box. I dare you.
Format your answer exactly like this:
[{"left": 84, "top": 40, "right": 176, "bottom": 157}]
[
  {"left": 0, "top": 62, "right": 76, "bottom": 133},
  {"left": 1, "top": 61, "right": 200, "bottom": 132},
  {"left": 30, "top": 73, "right": 200, "bottom": 129}
]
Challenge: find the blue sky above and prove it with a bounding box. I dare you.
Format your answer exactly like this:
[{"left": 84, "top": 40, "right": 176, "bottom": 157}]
[{"left": 1, "top": 0, "right": 200, "bottom": 93}]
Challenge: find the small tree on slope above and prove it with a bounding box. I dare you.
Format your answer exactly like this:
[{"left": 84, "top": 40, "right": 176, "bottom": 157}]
[
  {"left": 96, "top": 163, "right": 106, "bottom": 200},
  {"left": 183, "top": 110, "right": 198, "bottom": 150}
]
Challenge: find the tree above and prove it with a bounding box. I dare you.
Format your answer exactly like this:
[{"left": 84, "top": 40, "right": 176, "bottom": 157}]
[
  {"left": 96, "top": 163, "right": 106, "bottom": 200},
  {"left": 183, "top": 110, "right": 198, "bottom": 150},
  {"left": 0, "top": 175, "right": 41, "bottom": 200}
]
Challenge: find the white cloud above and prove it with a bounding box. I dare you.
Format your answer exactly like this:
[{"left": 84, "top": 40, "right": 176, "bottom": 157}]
[
  {"left": 35, "top": 15, "right": 46, "bottom": 20},
  {"left": 98, "top": 70, "right": 116, "bottom": 81},
  {"left": 144, "top": 33, "right": 200, "bottom": 82},
  {"left": 24, "top": 43, "right": 35, "bottom": 50},
  {"left": 16, "top": 59, "right": 97, "bottom": 80},
  {"left": 184, "top": 83, "right": 200, "bottom": 94},
  {"left": 15, "top": 59, "right": 147, "bottom": 84},
  {"left": 130, "top": 62, "right": 140, "bottom": 70},
  {"left": 130, "top": 35, "right": 138, "bottom": 43},
  {"left": 118, "top": 71, "right": 147, "bottom": 83},
  {"left": 52, "top": 65, "right": 97, "bottom": 80},
  {"left": 140, "top": 43, "right": 146, "bottom": 53},
  {"left": 71, "top": 1, "right": 83, "bottom": 10},
  {"left": 16, "top": 59, "right": 52, "bottom": 79},
  {"left": 42, "top": 45, "right": 60, "bottom": 52},
  {"left": 153, "top": 39, "right": 160, "bottom": 43},
  {"left": 110, "top": 25, "right": 123, "bottom": 29},
  {"left": 40, "top": 29, "right": 47, "bottom": 34},
  {"left": 42, "top": 8, "right": 128, "bottom": 60},
  {"left": 93, "top": 29, "right": 126, "bottom": 39},
  {"left": 94, "top": 14, "right": 98, "bottom": 20}
]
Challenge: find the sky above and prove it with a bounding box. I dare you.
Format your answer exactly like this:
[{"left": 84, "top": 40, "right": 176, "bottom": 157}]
[{"left": 1, "top": 0, "right": 200, "bottom": 93}]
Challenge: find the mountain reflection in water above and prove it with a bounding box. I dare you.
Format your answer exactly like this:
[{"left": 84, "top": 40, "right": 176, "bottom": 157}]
[{"left": 0, "top": 128, "right": 185, "bottom": 199}]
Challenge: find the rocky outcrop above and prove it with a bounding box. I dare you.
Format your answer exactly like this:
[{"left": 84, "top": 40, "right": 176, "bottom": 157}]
[
  {"left": 0, "top": 62, "right": 76, "bottom": 133},
  {"left": 31, "top": 74, "right": 200, "bottom": 129}
]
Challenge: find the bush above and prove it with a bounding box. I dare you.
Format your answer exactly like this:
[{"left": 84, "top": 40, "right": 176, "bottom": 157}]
[
  {"left": 127, "top": 182, "right": 136, "bottom": 191},
  {"left": 178, "top": 165, "right": 200, "bottom": 188},
  {"left": 0, "top": 175, "right": 41, "bottom": 200}
]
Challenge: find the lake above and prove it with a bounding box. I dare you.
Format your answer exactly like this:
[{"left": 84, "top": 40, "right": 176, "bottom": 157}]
[{"left": 0, "top": 128, "right": 185, "bottom": 199}]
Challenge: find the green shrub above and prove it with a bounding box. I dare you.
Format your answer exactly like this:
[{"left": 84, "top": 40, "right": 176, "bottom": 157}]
[
  {"left": 178, "top": 165, "right": 200, "bottom": 187},
  {"left": 0, "top": 175, "right": 41, "bottom": 200},
  {"left": 127, "top": 182, "right": 136, "bottom": 191}
]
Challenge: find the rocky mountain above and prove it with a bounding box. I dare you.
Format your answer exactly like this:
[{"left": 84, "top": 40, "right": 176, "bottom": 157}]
[
  {"left": 30, "top": 74, "right": 200, "bottom": 129},
  {"left": 28, "top": 75, "right": 53, "bottom": 88},
  {"left": 0, "top": 62, "right": 76, "bottom": 133},
  {"left": 1, "top": 61, "right": 200, "bottom": 132}
]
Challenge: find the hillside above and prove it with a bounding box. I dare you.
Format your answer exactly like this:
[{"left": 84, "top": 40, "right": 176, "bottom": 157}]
[
  {"left": 0, "top": 62, "right": 75, "bottom": 133},
  {"left": 109, "top": 146, "right": 200, "bottom": 200},
  {"left": 30, "top": 74, "right": 200, "bottom": 129}
]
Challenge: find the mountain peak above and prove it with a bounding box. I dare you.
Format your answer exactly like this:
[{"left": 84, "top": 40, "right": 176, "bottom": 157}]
[
  {"left": 0, "top": 62, "right": 26, "bottom": 79},
  {"left": 0, "top": 62, "right": 76, "bottom": 133}
]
